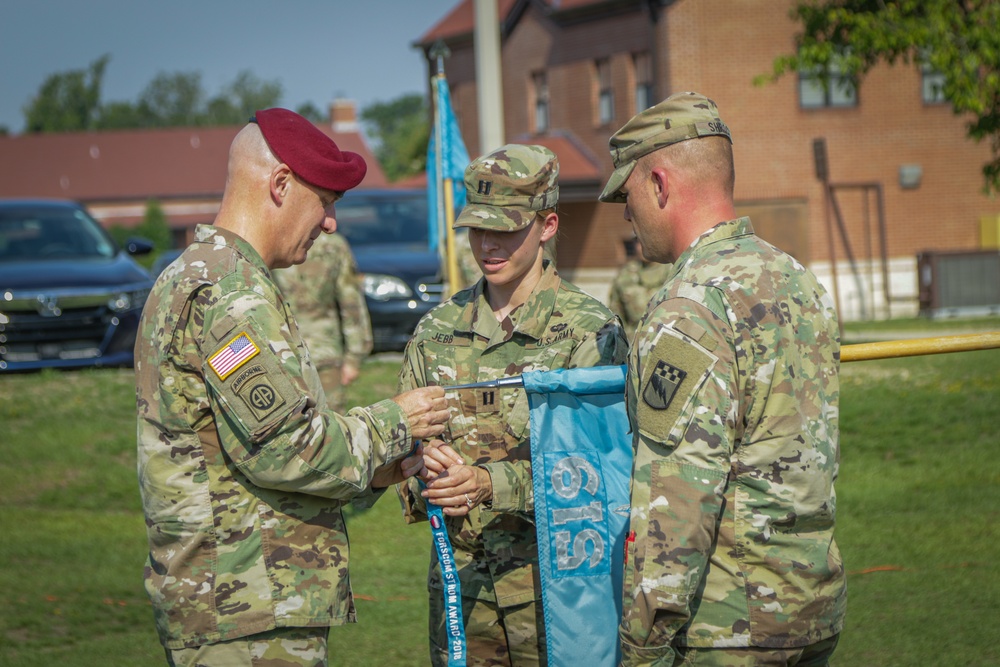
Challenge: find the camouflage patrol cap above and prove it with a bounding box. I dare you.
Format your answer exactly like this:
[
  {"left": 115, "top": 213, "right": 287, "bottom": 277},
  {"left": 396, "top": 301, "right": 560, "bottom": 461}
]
[
  {"left": 599, "top": 92, "right": 731, "bottom": 203},
  {"left": 454, "top": 143, "right": 559, "bottom": 232}
]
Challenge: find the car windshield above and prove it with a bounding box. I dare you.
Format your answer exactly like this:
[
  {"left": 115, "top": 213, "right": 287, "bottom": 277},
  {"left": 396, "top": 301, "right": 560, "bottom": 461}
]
[
  {"left": 0, "top": 205, "right": 118, "bottom": 261},
  {"left": 335, "top": 193, "right": 429, "bottom": 248}
]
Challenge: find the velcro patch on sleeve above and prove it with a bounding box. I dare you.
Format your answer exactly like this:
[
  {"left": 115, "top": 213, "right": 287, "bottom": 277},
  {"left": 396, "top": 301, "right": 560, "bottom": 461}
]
[
  {"left": 230, "top": 362, "right": 288, "bottom": 422},
  {"left": 208, "top": 332, "right": 260, "bottom": 380},
  {"left": 203, "top": 316, "right": 302, "bottom": 453},
  {"left": 636, "top": 323, "right": 717, "bottom": 445}
]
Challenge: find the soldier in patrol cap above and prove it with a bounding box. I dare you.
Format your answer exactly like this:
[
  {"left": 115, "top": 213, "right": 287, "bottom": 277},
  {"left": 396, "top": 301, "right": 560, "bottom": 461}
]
[
  {"left": 601, "top": 92, "right": 846, "bottom": 665},
  {"left": 397, "top": 143, "right": 629, "bottom": 665},
  {"left": 134, "top": 108, "right": 449, "bottom": 667}
]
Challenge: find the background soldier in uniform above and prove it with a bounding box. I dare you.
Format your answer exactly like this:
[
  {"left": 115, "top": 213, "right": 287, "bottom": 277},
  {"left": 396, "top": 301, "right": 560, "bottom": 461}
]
[
  {"left": 397, "top": 144, "right": 629, "bottom": 666},
  {"left": 600, "top": 92, "right": 846, "bottom": 666},
  {"left": 134, "top": 108, "right": 449, "bottom": 667},
  {"left": 607, "top": 237, "right": 673, "bottom": 336},
  {"left": 276, "top": 230, "right": 373, "bottom": 412}
]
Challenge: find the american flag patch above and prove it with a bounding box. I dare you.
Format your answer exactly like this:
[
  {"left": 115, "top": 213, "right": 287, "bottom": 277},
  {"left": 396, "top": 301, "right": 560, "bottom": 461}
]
[{"left": 208, "top": 332, "right": 260, "bottom": 380}]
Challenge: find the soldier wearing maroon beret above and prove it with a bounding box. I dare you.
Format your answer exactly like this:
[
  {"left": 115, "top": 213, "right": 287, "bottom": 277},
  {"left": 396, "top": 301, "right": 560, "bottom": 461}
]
[{"left": 134, "top": 108, "right": 451, "bottom": 666}]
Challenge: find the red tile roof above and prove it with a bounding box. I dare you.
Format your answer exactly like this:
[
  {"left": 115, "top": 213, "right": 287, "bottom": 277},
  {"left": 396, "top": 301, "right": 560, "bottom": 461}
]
[
  {"left": 521, "top": 133, "right": 602, "bottom": 185},
  {"left": 417, "top": 0, "right": 520, "bottom": 44},
  {"left": 416, "top": 0, "right": 609, "bottom": 44},
  {"left": 0, "top": 123, "right": 387, "bottom": 203}
]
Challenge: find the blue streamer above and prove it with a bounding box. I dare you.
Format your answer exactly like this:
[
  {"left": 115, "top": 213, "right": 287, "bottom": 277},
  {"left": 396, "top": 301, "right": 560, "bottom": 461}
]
[
  {"left": 523, "top": 366, "right": 632, "bottom": 667},
  {"left": 423, "top": 482, "right": 467, "bottom": 666}
]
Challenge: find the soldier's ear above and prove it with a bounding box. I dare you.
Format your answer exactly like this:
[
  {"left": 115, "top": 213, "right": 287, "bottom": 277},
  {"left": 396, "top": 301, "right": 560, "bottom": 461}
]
[
  {"left": 649, "top": 167, "right": 669, "bottom": 208},
  {"left": 270, "top": 164, "right": 293, "bottom": 205},
  {"left": 539, "top": 212, "right": 558, "bottom": 243}
]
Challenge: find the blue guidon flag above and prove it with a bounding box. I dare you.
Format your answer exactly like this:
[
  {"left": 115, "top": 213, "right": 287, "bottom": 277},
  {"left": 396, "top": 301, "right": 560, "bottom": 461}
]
[
  {"left": 440, "top": 366, "right": 631, "bottom": 666},
  {"left": 523, "top": 366, "right": 632, "bottom": 667}
]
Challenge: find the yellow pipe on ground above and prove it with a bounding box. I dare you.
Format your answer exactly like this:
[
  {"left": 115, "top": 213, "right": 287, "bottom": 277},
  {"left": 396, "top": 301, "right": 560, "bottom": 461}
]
[{"left": 842, "top": 331, "right": 1000, "bottom": 362}]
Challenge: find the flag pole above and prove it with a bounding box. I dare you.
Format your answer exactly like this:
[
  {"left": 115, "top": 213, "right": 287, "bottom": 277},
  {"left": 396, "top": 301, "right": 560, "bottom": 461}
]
[
  {"left": 444, "top": 177, "right": 462, "bottom": 297},
  {"left": 430, "top": 42, "right": 462, "bottom": 296},
  {"left": 430, "top": 47, "right": 445, "bottom": 257},
  {"left": 427, "top": 40, "right": 470, "bottom": 297}
]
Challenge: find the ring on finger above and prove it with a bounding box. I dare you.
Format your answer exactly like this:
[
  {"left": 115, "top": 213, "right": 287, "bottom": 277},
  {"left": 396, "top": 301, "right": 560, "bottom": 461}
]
[{"left": 464, "top": 493, "right": 473, "bottom": 507}]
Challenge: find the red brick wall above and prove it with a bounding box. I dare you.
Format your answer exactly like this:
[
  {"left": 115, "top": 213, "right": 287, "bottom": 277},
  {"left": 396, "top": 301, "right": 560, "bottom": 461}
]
[
  {"left": 664, "top": 0, "right": 996, "bottom": 263},
  {"left": 433, "top": 0, "right": 998, "bottom": 272}
]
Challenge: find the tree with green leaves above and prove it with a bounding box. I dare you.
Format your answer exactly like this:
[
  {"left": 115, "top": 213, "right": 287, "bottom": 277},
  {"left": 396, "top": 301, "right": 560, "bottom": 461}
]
[
  {"left": 295, "top": 102, "right": 325, "bottom": 123},
  {"left": 24, "top": 56, "right": 285, "bottom": 132},
  {"left": 108, "top": 199, "right": 173, "bottom": 269},
  {"left": 24, "top": 54, "right": 110, "bottom": 132},
  {"left": 360, "top": 93, "right": 429, "bottom": 182},
  {"left": 760, "top": 0, "right": 1000, "bottom": 193},
  {"left": 137, "top": 199, "right": 174, "bottom": 250},
  {"left": 202, "top": 71, "right": 283, "bottom": 126},
  {"left": 136, "top": 71, "right": 205, "bottom": 127}
]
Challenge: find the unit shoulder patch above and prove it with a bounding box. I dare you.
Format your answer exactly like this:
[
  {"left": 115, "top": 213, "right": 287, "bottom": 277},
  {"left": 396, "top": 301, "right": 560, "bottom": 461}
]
[
  {"left": 203, "top": 315, "right": 301, "bottom": 442},
  {"left": 642, "top": 360, "right": 687, "bottom": 410},
  {"left": 636, "top": 323, "right": 718, "bottom": 445}
]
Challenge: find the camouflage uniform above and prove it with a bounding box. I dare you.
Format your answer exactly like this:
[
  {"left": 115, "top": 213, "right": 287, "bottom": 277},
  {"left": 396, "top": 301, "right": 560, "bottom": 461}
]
[
  {"left": 275, "top": 231, "right": 373, "bottom": 412},
  {"left": 135, "top": 224, "right": 416, "bottom": 652},
  {"left": 599, "top": 93, "right": 846, "bottom": 665},
  {"left": 607, "top": 258, "right": 674, "bottom": 335},
  {"left": 164, "top": 626, "right": 330, "bottom": 666},
  {"left": 398, "top": 144, "right": 629, "bottom": 666},
  {"left": 619, "top": 218, "right": 845, "bottom": 663}
]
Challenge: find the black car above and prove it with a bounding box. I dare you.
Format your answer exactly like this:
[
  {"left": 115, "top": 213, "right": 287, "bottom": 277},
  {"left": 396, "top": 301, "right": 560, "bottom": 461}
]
[
  {"left": 335, "top": 189, "right": 446, "bottom": 352},
  {"left": 0, "top": 199, "right": 154, "bottom": 371}
]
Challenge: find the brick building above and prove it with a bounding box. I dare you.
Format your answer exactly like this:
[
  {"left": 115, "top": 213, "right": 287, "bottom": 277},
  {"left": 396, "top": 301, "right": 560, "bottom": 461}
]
[{"left": 416, "top": 0, "right": 999, "bottom": 319}]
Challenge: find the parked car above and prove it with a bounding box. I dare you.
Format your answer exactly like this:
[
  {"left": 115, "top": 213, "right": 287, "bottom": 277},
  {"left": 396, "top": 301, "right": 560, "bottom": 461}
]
[
  {"left": 0, "top": 199, "right": 155, "bottom": 371},
  {"left": 335, "top": 189, "right": 446, "bottom": 352}
]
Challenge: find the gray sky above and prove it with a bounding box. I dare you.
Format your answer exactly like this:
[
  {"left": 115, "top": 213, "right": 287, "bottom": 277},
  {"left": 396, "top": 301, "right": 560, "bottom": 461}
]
[{"left": 0, "top": 0, "right": 460, "bottom": 135}]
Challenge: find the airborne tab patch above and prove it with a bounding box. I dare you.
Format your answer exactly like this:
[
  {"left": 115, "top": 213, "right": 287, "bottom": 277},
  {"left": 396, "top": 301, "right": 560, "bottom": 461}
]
[
  {"left": 208, "top": 332, "right": 260, "bottom": 380},
  {"left": 642, "top": 360, "right": 687, "bottom": 410}
]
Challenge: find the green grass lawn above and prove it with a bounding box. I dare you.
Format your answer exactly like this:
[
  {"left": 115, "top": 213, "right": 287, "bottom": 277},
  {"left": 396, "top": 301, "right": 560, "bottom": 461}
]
[{"left": 1, "top": 317, "right": 997, "bottom": 666}]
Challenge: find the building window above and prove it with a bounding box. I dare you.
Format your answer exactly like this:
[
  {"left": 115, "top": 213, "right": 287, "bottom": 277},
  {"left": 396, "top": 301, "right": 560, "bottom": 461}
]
[
  {"left": 921, "top": 61, "right": 946, "bottom": 104},
  {"left": 799, "top": 60, "right": 857, "bottom": 109},
  {"left": 633, "top": 52, "right": 653, "bottom": 112},
  {"left": 596, "top": 58, "right": 614, "bottom": 125},
  {"left": 532, "top": 71, "right": 549, "bottom": 133}
]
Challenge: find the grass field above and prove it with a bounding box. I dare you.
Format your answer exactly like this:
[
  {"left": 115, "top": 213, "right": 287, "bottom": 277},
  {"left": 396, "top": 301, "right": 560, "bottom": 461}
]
[{"left": 0, "top": 317, "right": 997, "bottom": 666}]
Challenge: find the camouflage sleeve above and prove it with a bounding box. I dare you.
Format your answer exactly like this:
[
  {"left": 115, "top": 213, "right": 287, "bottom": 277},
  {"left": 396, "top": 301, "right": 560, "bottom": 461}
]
[
  {"left": 334, "top": 237, "right": 373, "bottom": 366},
  {"left": 480, "top": 460, "right": 531, "bottom": 514},
  {"left": 395, "top": 336, "right": 429, "bottom": 524},
  {"left": 198, "top": 285, "right": 413, "bottom": 501},
  {"left": 619, "top": 293, "right": 735, "bottom": 657},
  {"left": 485, "top": 316, "right": 630, "bottom": 514}
]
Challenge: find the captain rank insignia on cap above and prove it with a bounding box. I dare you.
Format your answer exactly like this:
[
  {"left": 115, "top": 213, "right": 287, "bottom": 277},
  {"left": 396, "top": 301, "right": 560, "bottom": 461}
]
[
  {"left": 208, "top": 332, "right": 260, "bottom": 380},
  {"left": 642, "top": 360, "right": 687, "bottom": 410}
]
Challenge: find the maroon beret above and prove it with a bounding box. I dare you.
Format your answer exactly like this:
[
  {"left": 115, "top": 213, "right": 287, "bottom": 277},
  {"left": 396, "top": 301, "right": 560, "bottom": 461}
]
[{"left": 252, "top": 108, "right": 367, "bottom": 192}]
